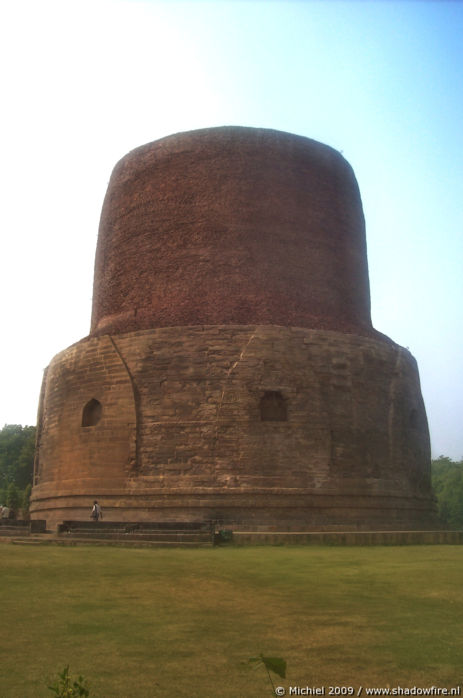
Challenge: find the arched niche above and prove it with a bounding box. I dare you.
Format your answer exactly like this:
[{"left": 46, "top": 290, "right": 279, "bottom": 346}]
[
  {"left": 260, "top": 391, "right": 287, "bottom": 422},
  {"left": 82, "top": 398, "right": 102, "bottom": 427}
]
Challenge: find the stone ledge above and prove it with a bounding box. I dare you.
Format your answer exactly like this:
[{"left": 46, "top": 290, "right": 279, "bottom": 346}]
[{"left": 231, "top": 530, "right": 463, "bottom": 546}]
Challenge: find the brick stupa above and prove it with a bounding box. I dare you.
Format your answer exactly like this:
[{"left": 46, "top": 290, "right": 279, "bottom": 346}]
[{"left": 31, "top": 127, "right": 434, "bottom": 529}]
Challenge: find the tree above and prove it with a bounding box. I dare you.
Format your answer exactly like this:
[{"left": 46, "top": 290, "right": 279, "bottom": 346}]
[
  {"left": 6, "top": 482, "right": 21, "bottom": 516},
  {"left": 0, "top": 424, "right": 36, "bottom": 490},
  {"left": 22, "top": 484, "right": 32, "bottom": 520},
  {"left": 431, "top": 456, "right": 463, "bottom": 528}
]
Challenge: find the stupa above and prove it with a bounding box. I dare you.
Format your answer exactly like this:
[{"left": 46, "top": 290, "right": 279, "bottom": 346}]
[{"left": 30, "top": 127, "right": 434, "bottom": 529}]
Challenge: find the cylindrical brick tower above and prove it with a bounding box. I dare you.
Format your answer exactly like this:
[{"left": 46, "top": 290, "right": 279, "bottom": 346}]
[
  {"left": 91, "top": 128, "right": 372, "bottom": 336},
  {"left": 31, "top": 127, "right": 435, "bottom": 529}
]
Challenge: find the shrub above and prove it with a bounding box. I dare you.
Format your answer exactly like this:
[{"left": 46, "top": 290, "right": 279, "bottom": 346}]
[{"left": 48, "top": 666, "right": 89, "bottom": 697}]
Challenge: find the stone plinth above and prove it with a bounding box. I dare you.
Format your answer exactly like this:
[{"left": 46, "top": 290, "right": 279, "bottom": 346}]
[{"left": 31, "top": 325, "right": 434, "bottom": 529}]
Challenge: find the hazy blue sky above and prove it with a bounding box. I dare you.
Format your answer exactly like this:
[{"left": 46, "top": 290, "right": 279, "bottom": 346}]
[{"left": 1, "top": 0, "right": 462, "bottom": 459}]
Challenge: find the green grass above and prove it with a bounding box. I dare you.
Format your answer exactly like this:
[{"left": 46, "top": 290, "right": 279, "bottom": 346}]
[{"left": 0, "top": 545, "right": 462, "bottom": 697}]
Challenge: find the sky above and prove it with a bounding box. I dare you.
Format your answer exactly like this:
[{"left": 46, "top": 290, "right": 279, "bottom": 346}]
[{"left": 1, "top": 0, "right": 462, "bottom": 459}]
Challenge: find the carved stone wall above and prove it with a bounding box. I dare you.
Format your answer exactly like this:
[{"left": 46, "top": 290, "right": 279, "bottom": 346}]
[
  {"left": 33, "top": 335, "right": 137, "bottom": 497},
  {"left": 31, "top": 326, "right": 433, "bottom": 528}
]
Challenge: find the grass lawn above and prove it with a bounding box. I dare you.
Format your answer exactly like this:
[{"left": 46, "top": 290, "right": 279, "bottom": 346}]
[{"left": 0, "top": 544, "right": 462, "bottom": 697}]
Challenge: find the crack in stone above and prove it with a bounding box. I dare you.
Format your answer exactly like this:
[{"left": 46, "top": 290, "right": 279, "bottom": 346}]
[
  {"left": 213, "top": 328, "right": 258, "bottom": 450},
  {"left": 109, "top": 335, "right": 140, "bottom": 472}
]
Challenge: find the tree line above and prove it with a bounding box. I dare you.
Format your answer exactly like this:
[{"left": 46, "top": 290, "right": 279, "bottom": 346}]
[
  {"left": 0, "top": 424, "right": 35, "bottom": 517},
  {"left": 0, "top": 424, "right": 462, "bottom": 526},
  {"left": 431, "top": 455, "right": 463, "bottom": 528}
]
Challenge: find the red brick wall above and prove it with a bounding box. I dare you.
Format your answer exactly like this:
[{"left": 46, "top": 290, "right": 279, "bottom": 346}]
[{"left": 91, "top": 127, "right": 373, "bottom": 336}]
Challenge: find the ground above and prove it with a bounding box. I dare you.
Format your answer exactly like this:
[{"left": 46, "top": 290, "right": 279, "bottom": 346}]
[{"left": 0, "top": 545, "right": 461, "bottom": 697}]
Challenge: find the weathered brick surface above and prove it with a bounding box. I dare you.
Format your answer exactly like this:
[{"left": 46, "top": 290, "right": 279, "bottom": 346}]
[
  {"left": 91, "top": 127, "right": 376, "bottom": 337},
  {"left": 31, "top": 326, "right": 434, "bottom": 528}
]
